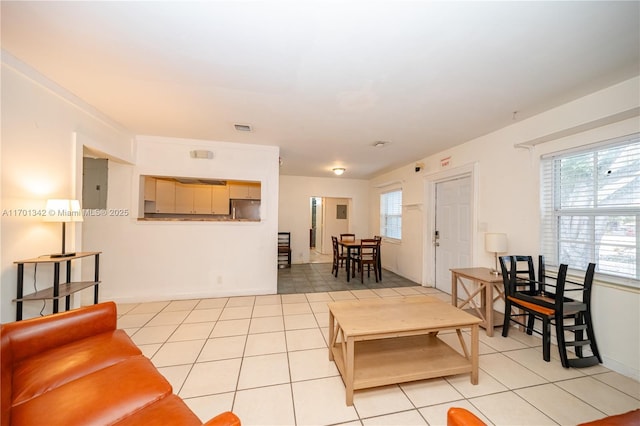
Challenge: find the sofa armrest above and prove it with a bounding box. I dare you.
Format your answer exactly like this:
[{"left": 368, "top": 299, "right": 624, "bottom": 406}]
[
  {"left": 203, "top": 411, "right": 241, "bottom": 426},
  {"left": 577, "top": 409, "right": 640, "bottom": 426},
  {"left": 1, "top": 302, "right": 118, "bottom": 362},
  {"left": 447, "top": 407, "right": 487, "bottom": 426}
]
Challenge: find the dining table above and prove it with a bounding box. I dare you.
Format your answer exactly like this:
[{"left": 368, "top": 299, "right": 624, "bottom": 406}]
[{"left": 337, "top": 239, "right": 382, "bottom": 282}]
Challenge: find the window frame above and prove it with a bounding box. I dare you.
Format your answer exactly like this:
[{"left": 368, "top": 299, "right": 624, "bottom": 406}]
[
  {"left": 380, "top": 189, "right": 402, "bottom": 241},
  {"left": 540, "top": 133, "right": 639, "bottom": 288}
]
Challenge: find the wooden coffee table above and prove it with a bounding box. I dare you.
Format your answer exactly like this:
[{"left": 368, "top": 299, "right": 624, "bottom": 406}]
[{"left": 328, "top": 295, "right": 481, "bottom": 405}]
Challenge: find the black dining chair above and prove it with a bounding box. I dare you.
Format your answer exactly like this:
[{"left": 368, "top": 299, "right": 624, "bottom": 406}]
[{"left": 500, "top": 255, "right": 601, "bottom": 368}]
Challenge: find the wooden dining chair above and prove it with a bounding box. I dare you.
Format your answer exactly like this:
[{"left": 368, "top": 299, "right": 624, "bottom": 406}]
[
  {"left": 374, "top": 235, "right": 382, "bottom": 280},
  {"left": 500, "top": 255, "right": 601, "bottom": 368},
  {"left": 277, "top": 232, "right": 291, "bottom": 268},
  {"left": 331, "top": 236, "right": 346, "bottom": 278},
  {"left": 352, "top": 239, "right": 379, "bottom": 283},
  {"left": 339, "top": 233, "right": 355, "bottom": 267}
]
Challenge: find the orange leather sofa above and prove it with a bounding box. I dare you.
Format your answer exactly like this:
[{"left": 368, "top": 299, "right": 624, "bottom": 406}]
[
  {"left": 577, "top": 409, "right": 640, "bottom": 425},
  {"left": 1, "top": 302, "right": 240, "bottom": 426},
  {"left": 447, "top": 406, "right": 640, "bottom": 426},
  {"left": 447, "top": 407, "right": 487, "bottom": 426}
]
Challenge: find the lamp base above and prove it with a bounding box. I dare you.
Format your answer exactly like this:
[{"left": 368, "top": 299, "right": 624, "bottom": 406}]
[{"left": 50, "top": 252, "right": 76, "bottom": 258}]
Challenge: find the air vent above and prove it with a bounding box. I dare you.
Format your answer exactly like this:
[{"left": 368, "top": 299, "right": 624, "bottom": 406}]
[
  {"left": 234, "top": 124, "right": 252, "bottom": 132},
  {"left": 189, "top": 150, "right": 213, "bottom": 159}
]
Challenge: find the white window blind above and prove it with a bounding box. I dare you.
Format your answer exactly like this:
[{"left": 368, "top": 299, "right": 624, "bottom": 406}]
[
  {"left": 540, "top": 133, "right": 640, "bottom": 286},
  {"left": 380, "top": 189, "right": 402, "bottom": 240}
]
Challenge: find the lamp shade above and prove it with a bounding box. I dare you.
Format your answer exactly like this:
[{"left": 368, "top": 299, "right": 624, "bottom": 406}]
[
  {"left": 44, "top": 199, "right": 83, "bottom": 223},
  {"left": 485, "top": 233, "right": 507, "bottom": 253}
]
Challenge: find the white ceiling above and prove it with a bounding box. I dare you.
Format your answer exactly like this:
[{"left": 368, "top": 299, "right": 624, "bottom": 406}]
[{"left": 2, "top": 1, "right": 639, "bottom": 179}]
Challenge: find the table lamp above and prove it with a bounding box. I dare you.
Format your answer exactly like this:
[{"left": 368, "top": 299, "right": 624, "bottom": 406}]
[
  {"left": 485, "top": 233, "right": 507, "bottom": 275},
  {"left": 44, "top": 199, "right": 83, "bottom": 257}
]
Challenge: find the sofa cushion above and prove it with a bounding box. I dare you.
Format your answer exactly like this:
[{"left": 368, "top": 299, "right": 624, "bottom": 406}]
[
  {"left": 11, "top": 356, "right": 171, "bottom": 426},
  {"left": 113, "top": 394, "right": 204, "bottom": 425},
  {"left": 12, "top": 329, "right": 141, "bottom": 406}
]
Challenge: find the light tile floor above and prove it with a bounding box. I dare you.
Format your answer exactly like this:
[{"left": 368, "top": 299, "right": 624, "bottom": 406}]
[{"left": 118, "top": 286, "right": 640, "bottom": 426}]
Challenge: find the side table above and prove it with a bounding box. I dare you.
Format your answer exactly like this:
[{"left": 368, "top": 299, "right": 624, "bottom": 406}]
[
  {"left": 450, "top": 267, "right": 504, "bottom": 337},
  {"left": 14, "top": 252, "right": 101, "bottom": 321}
]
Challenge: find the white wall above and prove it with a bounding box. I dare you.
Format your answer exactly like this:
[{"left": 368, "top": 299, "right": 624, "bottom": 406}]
[
  {"left": 279, "top": 176, "right": 369, "bottom": 264},
  {"left": 322, "top": 198, "right": 350, "bottom": 255},
  {"left": 1, "top": 52, "right": 134, "bottom": 322},
  {"left": 81, "top": 136, "right": 280, "bottom": 304},
  {"left": 1, "top": 53, "right": 280, "bottom": 321},
  {"left": 370, "top": 76, "right": 640, "bottom": 379}
]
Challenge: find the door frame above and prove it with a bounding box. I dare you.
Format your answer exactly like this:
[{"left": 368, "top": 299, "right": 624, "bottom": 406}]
[{"left": 423, "top": 162, "right": 479, "bottom": 286}]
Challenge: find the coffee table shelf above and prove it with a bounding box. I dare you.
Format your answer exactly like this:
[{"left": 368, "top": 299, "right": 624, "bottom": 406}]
[{"left": 331, "top": 334, "right": 473, "bottom": 390}]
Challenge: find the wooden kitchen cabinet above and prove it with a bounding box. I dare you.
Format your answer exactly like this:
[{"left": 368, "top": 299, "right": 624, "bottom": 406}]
[
  {"left": 229, "top": 182, "right": 261, "bottom": 200},
  {"left": 211, "top": 185, "right": 230, "bottom": 214},
  {"left": 155, "top": 179, "right": 176, "bottom": 213},
  {"left": 140, "top": 176, "right": 257, "bottom": 220},
  {"left": 144, "top": 176, "right": 156, "bottom": 201},
  {"left": 176, "top": 183, "right": 212, "bottom": 214},
  {"left": 193, "top": 185, "right": 212, "bottom": 214}
]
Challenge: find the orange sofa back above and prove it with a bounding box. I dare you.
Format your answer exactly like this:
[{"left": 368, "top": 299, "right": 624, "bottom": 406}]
[{"left": 1, "top": 302, "right": 240, "bottom": 426}]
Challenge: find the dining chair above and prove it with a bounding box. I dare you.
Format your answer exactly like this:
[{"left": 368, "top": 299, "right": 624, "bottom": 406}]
[
  {"left": 501, "top": 255, "right": 538, "bottom": 334},
  {"left": 374, "top": 235, "right": 382, "bottom": 280},
  {"left": 331, "top": 236, "right": 346, "bottom": 278},
  {"left": 500, "top": 255, "right": 601, "bottom": 368},
  {"left": 339, "top": 233, "right": 356, "bottom": 267},
  {"left": 277, "top": 232, "right": 291, "bottom": 268},
  {"left": 352, "top": 239, "right": 379, "bottom": 283}
]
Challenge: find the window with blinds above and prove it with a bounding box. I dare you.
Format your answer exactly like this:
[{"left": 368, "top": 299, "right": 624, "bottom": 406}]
[
  {"left": 540, "top": 133, "right": 639, "bottom": 287},
  {"left": 380, "top": 189, "right": 402, "bottom": 240}
]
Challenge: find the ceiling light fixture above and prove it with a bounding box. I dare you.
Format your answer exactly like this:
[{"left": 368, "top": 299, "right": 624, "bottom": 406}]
[
  {"left": 333, "top": 168, "right": 345, "bottom": 176},
  {"left": 234, "top": 124, "right": 252, "bottom": 132},
  {"left": 373, "top": 141, "right": 388, "bottom": 148}
]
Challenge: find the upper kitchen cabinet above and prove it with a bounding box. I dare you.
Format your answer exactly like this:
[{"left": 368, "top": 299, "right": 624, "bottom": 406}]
[
  {"left": 139, "top": 176, "right": 258, "bottom": 221},
  {"left": 155, "top": 178, "right": 176, "bottom": 213},
  {"left": 144, "top": 176, "right": 156, "bottom": 201},
  {"left": 229, "top": 182, "right": 261, "bottom": 200},
  {"left": 211, "top": 185, "right": 230, "bottom": 215},
  {"left": 176, "top": 183, "right": 212, "bottom": 214}
]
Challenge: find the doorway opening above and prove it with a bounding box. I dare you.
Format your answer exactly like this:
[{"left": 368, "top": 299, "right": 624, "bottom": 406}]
[{"left": 310, "top": 196, "right": 351, "bottom": 263}]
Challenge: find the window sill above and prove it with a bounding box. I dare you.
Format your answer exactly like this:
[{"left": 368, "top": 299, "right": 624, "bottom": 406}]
[{"left": 381, "top": 237, "right": 401, "bottom": 245}]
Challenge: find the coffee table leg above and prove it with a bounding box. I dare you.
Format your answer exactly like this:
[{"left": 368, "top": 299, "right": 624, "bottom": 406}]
[
  {"left": 346, "top": 337, "right": 355, "bottom": 405},
  {"left": 471, "top": 324, "right": 479, "bottom": 385},
  {"left": 329, "top": 311, "right": 335, "bottom": 361}
]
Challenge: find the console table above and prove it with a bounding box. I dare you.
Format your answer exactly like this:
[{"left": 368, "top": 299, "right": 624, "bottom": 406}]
[
  {"left": 13, "top": 252, "right": 101, "bottom": 321},
  {"left": 450, "top": 267, "right": 505, "bottom": 337}
]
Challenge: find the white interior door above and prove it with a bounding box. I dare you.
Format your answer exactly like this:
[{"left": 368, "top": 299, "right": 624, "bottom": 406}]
[{"left": 434, "top": 176, "right": 472, "bottom": 294}]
